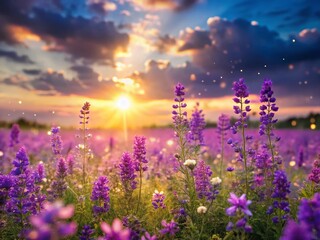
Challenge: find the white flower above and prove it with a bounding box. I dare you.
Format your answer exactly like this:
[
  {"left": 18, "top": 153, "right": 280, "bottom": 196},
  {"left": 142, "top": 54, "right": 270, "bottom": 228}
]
[
  {"left": 210, "top": 177, "right": 222, "bottom": 185},
  {"left": 183, "top": 159, "right": 197, "bottom": 169},
  {"left": 153, "top": 189, "right": 164, "bottom": 196},
  {"left": 197, "top": 206, "right": 207, "bottom": 214}
]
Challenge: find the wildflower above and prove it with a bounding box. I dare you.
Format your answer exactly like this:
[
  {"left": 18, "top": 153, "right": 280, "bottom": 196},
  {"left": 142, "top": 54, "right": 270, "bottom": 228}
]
[
  {"left": 280, "top": 220, "right": 312, "bottom": 240},
  {"left": 187, "top": 102, "right": 206, "bottom": 146},
  {"left": 100, "top": 219, "right": 130, "bottom": 240},
  {"left": 159, "top": 220, "right": 179, "bottom": 236},
  {"left": 297, "top": 193, "right": 320, "bottom": 239},
  {"left": 119, "top": 152, "right": 137, "bottom": 193},
  {"left": 91, "top": 176, "right": 110, "bottom": 217},
  {"left": 172, "top": 83, "right": 188, "bottom": 129},
  {"left": 197, "top": 206, "right": 207, "bottom": 214},
  {"left": 80, "top": 225, "right": 94, "bottom": 240},
  {"left": 49, "top": 158, "right": 68, "bottom": 199},
  {"left": 308, "top": 158, "right": 320, "bottom": 184},
  {"left": 27, "top": 202, "right": 77, "bottom": 240},
  {"left": 50, "top": 127, "right": 63, "bottom": 156},
  {"left": 152, "top": 190, "right": 166, "bottom": 209},
  {"left": 226, "top": 193, "right": 252, "bottom": 216},
  {"left": 141, "top": 232, "right": 157, "bottom": 240},
  {"left": 259, "top": 79, "right": 279, "bottom": 136},
  {"left": 133, "top": 136, "right": 148, "bottom": 172},
  {"left": 267, "top": 170, "right": 290, "bottom": 222},
  {"left": 122, "top": 216, "right": 145, "bottom": 239},
  {"left": 9, "top": 123, "right": 20, "bottom": 147},
  {"left": 211, "top": 177, "right": 222, "bottom": 186},
  {"left": 183, "top": 159, "right": 197, "bottom": 169},
  {"left": 226, "top": 166, "right": 234, "bottom": 172},
  {"left": 194, "top": 160, "right": 218, "bottom": 201}
]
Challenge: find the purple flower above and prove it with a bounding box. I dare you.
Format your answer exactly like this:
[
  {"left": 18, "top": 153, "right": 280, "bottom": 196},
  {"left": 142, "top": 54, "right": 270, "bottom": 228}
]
[
  {"left": 34, "top": 162, "right": 45, "bottom": 184},
  {"left": 233, "top": 78, "right": 249, "bottom": 98},
  {"left": 159, "top": 220, "right": 179, "bottom": 236},
  {"left": 0, "top": 174, "right": 13, "bottom": 206},
  {"left": 10, "top": 123, "right": 20, "bottom": 147},
  {"left": 91, "top": 176, "right": 110, "bottom": 217},
  {"left": 194, "top": 160, "right": 218, "bottom": 201},
  {"left": 308, "top": 158, "right": 320, "bottom": 184},
  {"left": 226, "top": 193, "right": 252, "bottom": 216},
  {"left": 27, "top": 201, "right": 77, "bottom": 240},
  {"left": 172, "top": 83, "right": 188, "bottom": 129},
  {"left": 80, "top": 225, "right": 95, "bottom": 240},
  {"left": 100, "top": 219, "right": 130, "bottom": 240},
  {"left": 119, "top": 152, "right": 137, "bottom": 193},
  {"left": 280, "top": 220, "right": 312, "bottom": 240},
  {"left": 11, "top": 147, "right": 29, "bottom": 176},
  {"left": 187, "top": 102, "right": 206, "bottom": 146},
  {"left": 226, "top": 166, "right": 234, "bottom": 172},
  {"left": 50, "top": 126, "right": 63, "bottom": 156},
  {"left": 297, "top": 193, "right": 320, "bottom": 239},
  {"left": 152, "top": 190, "right": 166, "bottom": 209},
  {"left": 133, "top": 136, "right": 148, "bottom": 172},
  {"left": 49, "top": 158, "right": 68, "bottom": 199},
  {"left": 259, "top": 79, "right": 279, "bottom": 136},
  {"left": 267, "top": 170, "right": 290, "bottom": 222},
  {"left": 122, "top": 215, "right": 145, "bottom": 240},
  {"left": 217, "top": 114, "right": 230, "bottom": 141},
  {"left": 141, "top": 232, "right": 157, "bottom": 240}
]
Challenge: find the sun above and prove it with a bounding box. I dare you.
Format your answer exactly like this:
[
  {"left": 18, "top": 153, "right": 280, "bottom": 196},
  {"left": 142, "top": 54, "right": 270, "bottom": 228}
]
[{"left": 116, "top": 95, "right": 131, "bottom": 110}]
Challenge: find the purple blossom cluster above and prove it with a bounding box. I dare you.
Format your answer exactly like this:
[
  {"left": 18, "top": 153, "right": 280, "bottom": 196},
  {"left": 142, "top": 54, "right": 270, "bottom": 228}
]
[
  {"left": 159, "top": 220, "right": 179, "bottom": 237},
  {"left": 80, "top": 225, "right": 95, "bottom": 240},
  {"left": 267, "top": 170, "right": 291, "bottom": 223},
  {"left": 6, "top": 148, "right": 36, "bottom": 224},
  {"left": 217, "top": 114, "right": 230, "bottom": 142},
  {"left": 119, "top": 152, "right": 137, "bottom": 193},
  {"left": 122, "top": 215, "right": 146, "bottom": 240},
  {"left": 9, "top": 123, "right": 20, "bottom": 148},
  {"left": 309, "top": 157, "right": 320, "bottom": 184},
  {"left": 51, "top": 126, "right": 63, "bottom": 156},
  {"left": 259, "top": 79, "right": 279, "bottom": 136},
  {"left": 281, "top": 193, "right": 320, "bottom": 240},
  {"left": 133, "top": 136, "right": 148, "bottom": 172},
  {"left": 27, "top": 202, "right": 77, "bottom": 240},
  {"left": 187, "top": 102, "right": 206, "bottom": 146},
  {"left": 194, "top": 160, "right": 218, "bottom": 201},
  {"left": 152, "top": 190, "right": 166, "bottom": 209},
  {"left": 100, "top": 219, "right": 130, "bottom": 240},
  {"left": 226, "top": 193, "right": 253, "bottom": 233},
  {"left": 172, "top": 83, "right": 188, "bottom": 129},
  {"left": 49, "top": 158, "right": 68, "bottom": 199},
  {"left": 230, "top": 78, "right": 251, "bottom": 134},
  {"left": 91, "top": 176, "right": 110, "bottom": 217}
]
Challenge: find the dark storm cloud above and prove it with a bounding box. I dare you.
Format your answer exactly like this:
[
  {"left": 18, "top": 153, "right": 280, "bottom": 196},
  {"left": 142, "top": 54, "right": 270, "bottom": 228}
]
[
  {"left": 0, "top": 0, "right": 129, "bottom": 64},
  {"left": 177, "top": 18, "right": 320, "bottom": 71},
  {"left": 0, "top": 49, "right": 34, "bottom": 64}
]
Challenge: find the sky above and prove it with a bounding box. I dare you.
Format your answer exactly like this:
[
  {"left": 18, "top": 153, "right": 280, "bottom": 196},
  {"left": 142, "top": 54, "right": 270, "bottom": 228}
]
[{"left": 0, "top": 0, "right": 320, "bottom": 128}]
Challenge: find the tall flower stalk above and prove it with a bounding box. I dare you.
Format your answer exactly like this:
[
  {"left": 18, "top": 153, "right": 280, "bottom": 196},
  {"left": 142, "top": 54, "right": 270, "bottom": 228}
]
[
  {"left": 259, "top": 79, "right": 280, "bottom": 178},
  {"left": 133, "top": 136, "right": 147, "bottom": 213},
  {"left": 172, "top": 83, "right": 197, "bottom": 218},
  {"left": 79, "top": 102, "right": 91, "bottom": 185},
  {"left": 230, "top": 78, "right": 252, "bottom": 196}
]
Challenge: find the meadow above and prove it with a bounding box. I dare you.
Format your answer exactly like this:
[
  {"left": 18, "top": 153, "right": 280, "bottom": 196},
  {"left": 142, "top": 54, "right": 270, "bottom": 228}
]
[{"left": 0, "top": 79, "right": 319, "bottom": 240}]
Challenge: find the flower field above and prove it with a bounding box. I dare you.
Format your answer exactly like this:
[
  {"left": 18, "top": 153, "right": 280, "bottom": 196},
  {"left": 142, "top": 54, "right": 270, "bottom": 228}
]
[{"left": 0, "top": 79, "right": 319, "bottom": 240}]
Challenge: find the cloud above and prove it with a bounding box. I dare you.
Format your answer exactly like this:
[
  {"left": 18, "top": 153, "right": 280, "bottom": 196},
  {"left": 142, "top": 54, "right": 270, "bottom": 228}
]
[
  {"left": 0, "top": 1, "right": 129, "bottom": 64},
  {"left": 23, "top": 69, "right": 42, "bottom": 75},
  {"left": 153, "top": 34, "right": 176, "bottom": 53},
  {"left": 130, "top": 0, "right": 199, "bottom": 11},
  {"left": 0, "top": 49, "right": 34, "bottom": 64},
  {"left": 176, "top": 17, "right": 320, "bottom": 72},
  {"left": 87, "top": 0, "right": 117, "bottom": 15}
]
